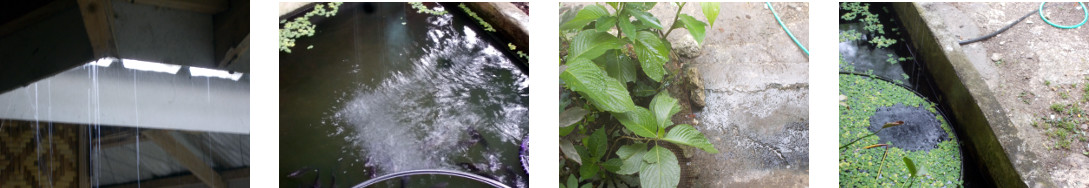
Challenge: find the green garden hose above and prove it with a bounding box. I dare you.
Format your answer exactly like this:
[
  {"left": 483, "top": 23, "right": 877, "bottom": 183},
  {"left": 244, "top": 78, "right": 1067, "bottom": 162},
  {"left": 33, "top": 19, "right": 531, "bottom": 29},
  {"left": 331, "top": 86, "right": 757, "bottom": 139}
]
[
  {"left": 1040, "top": 2, "right": 1087, "bottom": 29},
  {"left": 767, "top": 2, "right": 809, "bottom": 56},
  {"left": 960, "top": 2, "right": 1085, "bottom": 45}
]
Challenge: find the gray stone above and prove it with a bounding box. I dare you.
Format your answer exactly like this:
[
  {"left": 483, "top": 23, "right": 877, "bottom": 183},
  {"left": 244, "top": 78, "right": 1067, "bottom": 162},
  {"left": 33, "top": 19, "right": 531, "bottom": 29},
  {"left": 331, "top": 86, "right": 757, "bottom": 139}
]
[
  {"left": 686, "top": 66, "right": 706, "bottom": 109},
  {"left": 673, "top": 34, "right": 702, "bottom": 58},
  {"left": 991, "top": 53, "right": 1003, "bottom": 62},
  {"left": 691, "top": 89, "right": 706, "bottom": 109}
]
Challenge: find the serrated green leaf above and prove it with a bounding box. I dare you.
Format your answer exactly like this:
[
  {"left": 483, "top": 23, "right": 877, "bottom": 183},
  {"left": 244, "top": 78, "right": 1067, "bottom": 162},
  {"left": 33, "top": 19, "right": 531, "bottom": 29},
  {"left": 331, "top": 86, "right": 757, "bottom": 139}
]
[
  {"left": 700, "top": 3, "right": 720, "bottom": 27},
  {"left": 567, "top": 174, "right": 578, "bottom": 188},
  {"left": 640, "top": 146, "right": 680, "bottom": 188},
  {"left": 603, "top": 158, "right": 623, "bottom": 172},
  {"left": 585, "top": 128, "right": 608, "bottom": 161},
  {"left": 560, "top": 139, "right": 583, "bottom": 165},
  {"left": 626, "top": 8, "right": 663, "bottom": 30},
  {"left": 594, "top": 50, "right": 638, "bottom": 84},
  {"left": 606, "top": 2, "right": 620, "bottom": 11},
  {"left": 595, "top": 15, "right": 617, "bottom": 32},
  {"left": 676, "top": 14, "right": 708, "bottom": 45},
  {"left": 613, "top": 107, "right": 659, "bottom": 138},
  {"left": 560, "top": 107, "right": 590, "bottom": 128},
  {"left": 560, "top": 58, "right": 636, "bottom": 113},
  {"left": 616, "top": 143, "right": 648, "bottom": 175},
  {"left": 560, "top": 122, "right": 577, "bottom": 136},
  {"left": 580, "top": 159, "right": 599, "bottom": 181},
  {"left": 561, "top": 5, "right": 610, "bottom": 31},
  {"left": 650, "top": 91, "right": 681, "bottom": 130},
  {"left": 616, "top": 12, "right": 638, "bottom": 40},
  {"left": 567, "top": 30, "right": 624, "bottom": 61},
  {"left": 631, "top": 31, "right": 669, "bottom": 82},
  {"left": 662, "top": 124, "right": 719, "bottom": 153},
  {"left": 580, "top": 183, "right": 593, "bottom": 188}
]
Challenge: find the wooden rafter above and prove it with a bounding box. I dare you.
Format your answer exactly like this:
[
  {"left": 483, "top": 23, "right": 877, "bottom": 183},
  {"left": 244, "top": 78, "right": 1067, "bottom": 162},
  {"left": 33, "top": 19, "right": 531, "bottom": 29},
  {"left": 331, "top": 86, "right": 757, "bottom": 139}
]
[
  {"left": 76, "top": 0, "right": 118, "bottom": 59},
  {"left": 131, "top": 0, "right": 227, "bottom": 14},
  {"left": 217, "top": 34, "right": 248, "bottom": 68},
  {"left": 143, "top": 130, "right": 228, "bottom": 188}
]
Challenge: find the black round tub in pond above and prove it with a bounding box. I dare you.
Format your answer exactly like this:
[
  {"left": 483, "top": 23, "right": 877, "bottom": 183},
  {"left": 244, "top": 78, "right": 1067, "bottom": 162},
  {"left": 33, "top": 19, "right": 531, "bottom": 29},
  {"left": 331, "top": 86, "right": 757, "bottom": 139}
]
[{"left": 839, "top": 73, "right": 963, "bottom": 187}]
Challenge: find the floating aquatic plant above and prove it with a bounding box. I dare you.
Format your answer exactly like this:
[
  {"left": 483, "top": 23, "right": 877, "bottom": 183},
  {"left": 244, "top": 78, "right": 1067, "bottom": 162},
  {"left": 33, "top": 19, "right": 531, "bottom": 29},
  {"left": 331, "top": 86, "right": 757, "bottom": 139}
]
[
  {"left": 459, "top": 3, "right": 496, "bottom": 32},
  {"left": 839, "top": 74, "right": 962, "bottom": 187},
  {"left": 409, "top": 2, "right": 448, "bottom": 16},
  {"left": 280, "top": 2, "right": 343, "bottom": 53}
]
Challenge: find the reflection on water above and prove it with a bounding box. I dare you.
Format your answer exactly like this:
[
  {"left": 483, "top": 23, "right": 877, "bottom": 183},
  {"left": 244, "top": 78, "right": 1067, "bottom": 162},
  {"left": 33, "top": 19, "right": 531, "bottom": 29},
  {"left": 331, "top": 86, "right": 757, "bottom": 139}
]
[
  {"left": 281, "top": 2, "right": 527, "bottom": 187},
  {"left": 839, "top": 23, "right": 912, "bottom": 86}
]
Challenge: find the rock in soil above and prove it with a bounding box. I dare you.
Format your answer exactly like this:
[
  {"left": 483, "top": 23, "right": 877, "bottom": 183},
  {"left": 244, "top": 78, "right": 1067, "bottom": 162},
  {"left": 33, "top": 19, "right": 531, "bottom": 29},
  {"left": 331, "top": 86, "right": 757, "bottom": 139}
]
[
  {"left": 673, "top": 34, "right": 702, "bottom": 58},
  {"left": 685, "top": 66, "right": 706, "bottom": 109}
]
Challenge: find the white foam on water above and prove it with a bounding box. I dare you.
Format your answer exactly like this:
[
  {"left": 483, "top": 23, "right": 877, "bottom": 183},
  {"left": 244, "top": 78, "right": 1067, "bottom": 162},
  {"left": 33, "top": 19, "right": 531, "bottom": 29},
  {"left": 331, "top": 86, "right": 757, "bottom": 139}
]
[{"left": 338, "top": 12, "right": 527, "bottom": 178}]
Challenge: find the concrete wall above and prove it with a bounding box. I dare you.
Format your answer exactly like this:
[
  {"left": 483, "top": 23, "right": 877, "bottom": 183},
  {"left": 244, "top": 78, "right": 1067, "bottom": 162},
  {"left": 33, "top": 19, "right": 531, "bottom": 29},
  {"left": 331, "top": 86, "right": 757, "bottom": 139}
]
[{"left": 893, "top": 2, "right": 1029, "bottom": 186}]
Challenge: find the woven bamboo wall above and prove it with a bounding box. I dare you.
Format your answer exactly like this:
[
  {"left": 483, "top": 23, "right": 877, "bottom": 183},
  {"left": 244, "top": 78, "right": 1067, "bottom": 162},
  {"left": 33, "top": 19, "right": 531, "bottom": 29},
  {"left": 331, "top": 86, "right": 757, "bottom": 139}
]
[{"left": 0, "top": 120, "right": 80, "bottom": 188}]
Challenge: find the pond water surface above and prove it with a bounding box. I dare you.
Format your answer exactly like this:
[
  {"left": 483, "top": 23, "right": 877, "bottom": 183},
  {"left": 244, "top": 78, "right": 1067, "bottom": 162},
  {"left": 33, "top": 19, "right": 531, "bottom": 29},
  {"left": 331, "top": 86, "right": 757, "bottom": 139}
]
[{"left": 279, "top": 3, "right": 528, "bottom": 187}]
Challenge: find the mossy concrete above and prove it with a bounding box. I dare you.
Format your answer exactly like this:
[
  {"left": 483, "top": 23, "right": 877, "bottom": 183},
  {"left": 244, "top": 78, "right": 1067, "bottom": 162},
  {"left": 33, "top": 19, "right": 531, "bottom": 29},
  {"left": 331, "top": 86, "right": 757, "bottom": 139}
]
[
  {"left": 894, "top": 2, "right": 1037, "bottom": 187},
  {"left": 454, "top": 2, "right": 529, "bottom": 56}
]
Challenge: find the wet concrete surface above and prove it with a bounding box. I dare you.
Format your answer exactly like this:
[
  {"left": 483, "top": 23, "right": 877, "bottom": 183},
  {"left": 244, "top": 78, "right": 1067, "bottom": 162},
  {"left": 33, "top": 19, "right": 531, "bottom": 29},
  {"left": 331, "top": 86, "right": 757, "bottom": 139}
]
[
  {"left": 667, "top": 2, "right": 810, "bottom": 187},
  {"left": 922, "top": 2, "right": 1089, "bottom": 187}
]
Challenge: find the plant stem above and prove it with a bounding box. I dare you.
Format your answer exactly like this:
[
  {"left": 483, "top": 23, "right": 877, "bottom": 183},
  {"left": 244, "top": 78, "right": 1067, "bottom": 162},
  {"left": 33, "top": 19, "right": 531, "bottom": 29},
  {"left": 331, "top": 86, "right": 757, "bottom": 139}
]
[
  {"left": 662, "top": 2, "right": 687, "bottom": 38},
  {"left": 874, "top": 145, "right": 889, "bottom": 180}
]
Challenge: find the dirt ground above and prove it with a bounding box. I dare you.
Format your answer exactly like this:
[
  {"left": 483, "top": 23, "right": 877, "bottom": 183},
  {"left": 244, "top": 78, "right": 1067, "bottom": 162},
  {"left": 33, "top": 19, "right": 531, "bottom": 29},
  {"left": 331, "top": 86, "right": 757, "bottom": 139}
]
[
  {"left": 655, "top": 2, "right": 810, "bottom": 187},
  {"left": 926, "top": 2, "right": 1089, "bottom": 187}
]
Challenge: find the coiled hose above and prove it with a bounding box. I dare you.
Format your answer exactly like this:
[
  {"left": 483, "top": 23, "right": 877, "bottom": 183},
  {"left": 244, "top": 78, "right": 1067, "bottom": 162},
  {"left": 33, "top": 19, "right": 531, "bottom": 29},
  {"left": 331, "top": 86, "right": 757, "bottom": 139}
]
[{"left": 959, "top": 2, "right": 1086, "bottom": 45}]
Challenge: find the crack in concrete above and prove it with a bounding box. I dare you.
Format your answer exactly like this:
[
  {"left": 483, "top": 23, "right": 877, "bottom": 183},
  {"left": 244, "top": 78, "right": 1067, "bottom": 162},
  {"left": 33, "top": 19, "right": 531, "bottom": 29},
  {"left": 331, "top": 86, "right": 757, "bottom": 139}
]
[{"left": 706, "top": 83, "right": 809, "bottom": 94}]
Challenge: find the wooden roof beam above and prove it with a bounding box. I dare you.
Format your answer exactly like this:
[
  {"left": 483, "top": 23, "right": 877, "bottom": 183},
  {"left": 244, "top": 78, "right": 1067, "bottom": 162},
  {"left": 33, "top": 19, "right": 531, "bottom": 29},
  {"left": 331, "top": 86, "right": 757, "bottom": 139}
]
[
  {"left": 77, "top": 0, "right": 118, "bottom": 59},
  {"left": 143, "top": 130, "right": 228, "bottom": 188},
  {"left": 132, "top": 0, "right": 227, "bottom": 14}
]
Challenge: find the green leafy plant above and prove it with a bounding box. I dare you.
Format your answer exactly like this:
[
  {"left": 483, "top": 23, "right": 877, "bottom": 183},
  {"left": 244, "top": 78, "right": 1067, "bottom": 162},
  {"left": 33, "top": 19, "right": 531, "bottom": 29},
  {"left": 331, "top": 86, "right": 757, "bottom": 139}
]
[
  {"left": 280, "top": 2, "right": 343, "bottom": 53},
  {"left": 558, "top": 2, "right": 719, "bottom": 188}
]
